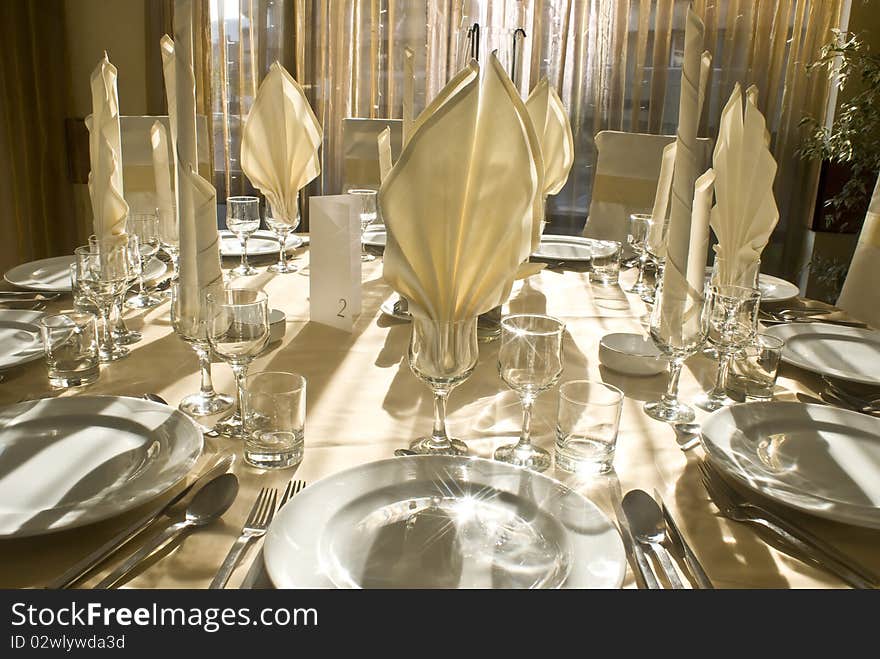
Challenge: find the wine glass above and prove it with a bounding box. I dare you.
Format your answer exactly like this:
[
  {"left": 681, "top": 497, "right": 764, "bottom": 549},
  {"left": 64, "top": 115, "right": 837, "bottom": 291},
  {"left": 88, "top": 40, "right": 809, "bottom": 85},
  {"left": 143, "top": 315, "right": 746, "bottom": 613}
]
[
  {"left": 405, "top": 317, "right": 479, "bottom": 455},
  {"left": 170, "top": 282, "right": 235, "bottom": 416},
  {"left": 494, "top": 314, "right": 565, "bottom": 473},
  {"left": 697, "top": 284, "right": 762, "bottom": 411},
  {"left": 643, "top": 273, "right": 709, "bottom": 423},
  {"left": 75, "top": 240, "right": 131, "bottom": 362},
  {"left": 207, "top": 287, "right": 270, "bottom": 440},
  {"left": 266, "top": 200, "right": 300, "bottom": 274},
  {"left": 126, "top": 211, "right": 163, "bottom": 309},
  {"left": 159, "top": 201, "right": 179, "bottom": 293},
  {"left": 642, "top": 217, "right": 670, "bottom": 305},
  {"left": 347, "top": 189, "right": 379, "bottom": 262},
  {"left": 107, "top": 234, "right": 143, "bottom": 345},
  {"left": 226, "top": 196, "right": 261, "bottom": 277},
  {"left": 627, "top": 213, "right": 654, "bottom": 295}
]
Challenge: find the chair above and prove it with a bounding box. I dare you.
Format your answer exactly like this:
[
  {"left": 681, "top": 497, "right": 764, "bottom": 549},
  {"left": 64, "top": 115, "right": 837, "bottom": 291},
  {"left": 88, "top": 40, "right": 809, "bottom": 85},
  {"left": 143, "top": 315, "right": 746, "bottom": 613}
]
[
  {"left": 583, "top": 130, "right": 713, "bottom": 244},
  {"left": 120, "top": 115, "right": 211, "bottom": 213},
  {"left": 836, "top": 171, "right": 880, "bottom": 328}
]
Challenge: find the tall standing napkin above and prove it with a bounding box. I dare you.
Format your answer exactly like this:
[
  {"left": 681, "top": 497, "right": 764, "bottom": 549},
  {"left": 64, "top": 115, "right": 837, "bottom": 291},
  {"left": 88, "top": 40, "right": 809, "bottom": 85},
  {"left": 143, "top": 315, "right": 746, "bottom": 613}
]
[
  {"left": 710, "top": 83, "right": 778, "bottom": 286},
  {"left": 150, "top": 120, "right": 177, "bottom": 246},
  {"left": 241, "top": 61, "right": 322, "bottom": 225},
  {"left": 86, "top": 54, "right": 128, "bottom": 251},
  {"left": 525, "top": 78, "right": 573, "bottom": 247},
  {"left": 837, "top": 173, "right": 880, "bottom": 327},
  {"left": 380, "top": 55, "right": 542, "bottom": 321}
]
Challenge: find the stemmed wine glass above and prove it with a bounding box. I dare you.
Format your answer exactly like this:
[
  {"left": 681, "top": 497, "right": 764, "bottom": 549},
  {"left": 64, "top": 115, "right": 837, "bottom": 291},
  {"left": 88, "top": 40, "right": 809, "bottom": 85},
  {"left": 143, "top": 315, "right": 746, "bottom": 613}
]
[
  {"left": 75, "top": 240, "right": 131, "bottom": 362},
  {"left": 266, "top": 200, "right": 300, "bottom": 274},
  {"left": 627, "top": 214, "right": 654, "bottom": 295},
  {"left": 170, "top": 282, "right": 235, "bottom": 416},
  {"left": 347, "top": 189, "right": 379, "bottom": 262},
  {"left": 126, "top": 211, "right": 163, "bottom": 309},
  {"left": 405, "top": 317, "right": 479, "bottom": 455},
  {"left": 106, "top": 234, "right": 143, "bottom": 345},
  {"left": 159, "top": 201, "right": 179, "bottom": 292},
  {"left": 697, "top": 284, "right": 762, "bottom": 411},
  {"left": 644, "top": 274, "right": 709, "bottom": 423},
  {"left": 494, "top": 314, "right": 565, "bottom": 473},
  {"left": 642, "top": 217, "right": 670, "bottom": 305},
  {"left": 207, "top": 287, "right": 270, "bottom": 440},
  {"left": 226, "top": 196, "right": 261, "bottom": 277}
]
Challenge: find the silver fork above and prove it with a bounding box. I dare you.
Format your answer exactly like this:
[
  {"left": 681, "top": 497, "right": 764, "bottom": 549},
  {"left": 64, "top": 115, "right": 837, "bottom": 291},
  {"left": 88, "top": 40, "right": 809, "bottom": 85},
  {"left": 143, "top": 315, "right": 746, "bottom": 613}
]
[
  {"left": 279, "top": 479, "right": 306, "bottom": 508},
  {"left": 698, "top": 462, "right": 877, "bottom": 589},
  {"left": 209, "top": 487, "right": 278, "bottom": 589}
]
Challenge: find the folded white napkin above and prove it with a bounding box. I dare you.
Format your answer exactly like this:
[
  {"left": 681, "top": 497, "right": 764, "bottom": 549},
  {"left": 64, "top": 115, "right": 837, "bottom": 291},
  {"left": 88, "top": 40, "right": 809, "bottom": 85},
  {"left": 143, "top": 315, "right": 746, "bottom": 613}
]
[
  {"left": 150, "top": 120, "right": 177, "bottom": 246},
  {"left": 710, "top": 82, "right": 779, "bottom": 287},
  {"left": 241, "top": 62, "right": 322, "bottom": 225},
  {"left": 380, "top": 55, "right": 542, "bottom": 321},
  {"left": 837, "top": 172, "right": 880, "bottom": 327},
  {"left": 85, "top": 53, "right": 128, "bottom": 250}
]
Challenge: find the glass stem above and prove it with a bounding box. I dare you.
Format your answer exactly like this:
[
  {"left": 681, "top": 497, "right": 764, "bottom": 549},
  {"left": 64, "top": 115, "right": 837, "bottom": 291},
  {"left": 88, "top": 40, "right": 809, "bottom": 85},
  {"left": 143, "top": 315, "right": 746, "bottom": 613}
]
[
  {"left": 711, "top": 351, "right": 733, "bottom": 399},
  {"left": 635, "top": 252, "right": 649, "bottom": 287},
  {"left": 517, "top": 396, "right": 535, "bottom": 448},
  {"left": 231, "top": 362, "right": 248, "bottom": 440},
  {"left": 100, "top": 305, "right": 114, "bottom": 354},
  {"left": 430, "top": 388, "right": 451, "bottom": 448},
  {"left": 114, "top": 299, "right": 126, "bottom": 333},
  {"left": 277, "top": 232, "right": 287, "bottom": 268},
  {"left": 194, "top": 343, "right": 217, "bottom": 397},
  {"left": 661, "top": 357, "right": 684, "bottom": 408},
  {"left": 171, "top": 253, "right": 179, "bottom": 281},
  {"left": 239, "top": 236, "right": 249, "bottom": 272}
]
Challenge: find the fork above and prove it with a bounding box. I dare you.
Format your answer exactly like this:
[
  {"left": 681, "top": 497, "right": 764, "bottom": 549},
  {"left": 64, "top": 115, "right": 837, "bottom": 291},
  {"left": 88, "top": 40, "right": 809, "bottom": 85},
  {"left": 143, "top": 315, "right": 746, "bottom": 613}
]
[
  {"left": 822, "top": 377, "right": 880, "bottom": 412},
  {"left": 698, "top": 462, "right": 877, "bottom": 589},
  {"left": 209, "top": 487, "right": 278, "bottom": 589}
]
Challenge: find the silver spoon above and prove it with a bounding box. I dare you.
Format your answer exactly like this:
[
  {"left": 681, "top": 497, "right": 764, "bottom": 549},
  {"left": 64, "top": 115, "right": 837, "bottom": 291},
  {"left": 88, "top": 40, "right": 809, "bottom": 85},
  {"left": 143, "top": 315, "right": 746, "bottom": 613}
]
[
  {"left": 622, "top": 489, "right": 686, "bottom": 589},
  {"left": 95, "top": 473, "right": 239, "bottom": 588},
  {"left": 142, "top": 393, "right": 221, "bottom": 437},
  {"left": 672, "top": 422, "right": 701, "bottom": 451}
]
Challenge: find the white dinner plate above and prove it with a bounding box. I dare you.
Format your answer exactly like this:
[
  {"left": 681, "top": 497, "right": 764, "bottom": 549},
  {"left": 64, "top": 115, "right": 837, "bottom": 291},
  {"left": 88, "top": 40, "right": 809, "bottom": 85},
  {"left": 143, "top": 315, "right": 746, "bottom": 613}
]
[
  {"left": 4, "top": 256, "right": 166, "bottom": 293},
  {"left": 362, "top": 224, "right": 387, "bottom": 248},
  {"left": 264, "top": 455, "right": 626, "bottom": 589},
  {"left": 531, "top": 235, "right": 618, "bottom": 262},
  {"left": 701, "top": 402, "right": 880, "bottom": 529},
  {"left": 702, "top": 268, "right": 799, "bottom": 304},
  {"left": 219, "top": 230, "right": 303, "bottom": 256},
  {"left": 0, "top": 310, "right": 44, "bottom": 371},
  {"left": 0, "top": 396, "right": 203, "bottom": 538},
  {"left": 762, "top": 323, "right": 880, "bottom": 386}
]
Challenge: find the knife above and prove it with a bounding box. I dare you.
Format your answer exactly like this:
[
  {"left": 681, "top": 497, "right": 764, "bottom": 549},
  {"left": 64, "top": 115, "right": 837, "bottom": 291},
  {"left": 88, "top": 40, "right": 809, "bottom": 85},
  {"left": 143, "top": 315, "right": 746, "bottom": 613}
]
[
  {"left": 655, "top": 489, "right": 714, "bottom": 589},
  {"left": 46, "top": 454, "right": 234, "bottom": 589},
  {"left": 612, "top": 500, "right": 661, "bottom": 589}
]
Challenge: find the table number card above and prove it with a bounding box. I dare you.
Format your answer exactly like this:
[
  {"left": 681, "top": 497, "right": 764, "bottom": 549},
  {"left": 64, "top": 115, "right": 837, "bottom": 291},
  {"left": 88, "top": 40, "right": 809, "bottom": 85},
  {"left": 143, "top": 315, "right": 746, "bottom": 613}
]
[{"left": 309, "top": 195, "right": 362, "bottom": 331}]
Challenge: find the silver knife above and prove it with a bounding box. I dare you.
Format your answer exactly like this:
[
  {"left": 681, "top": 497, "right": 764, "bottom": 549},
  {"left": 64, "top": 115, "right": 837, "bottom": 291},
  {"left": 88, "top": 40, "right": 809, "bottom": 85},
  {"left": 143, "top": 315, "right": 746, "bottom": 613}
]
[
  {"left": 612, "top": 500, "right": 661, "bottom": 589},
  {"left": 655, "top": 489, "right": 714, "bottom": 589},
  {"left": 46, "top": 454, "right": 234, "bottom": 589}
]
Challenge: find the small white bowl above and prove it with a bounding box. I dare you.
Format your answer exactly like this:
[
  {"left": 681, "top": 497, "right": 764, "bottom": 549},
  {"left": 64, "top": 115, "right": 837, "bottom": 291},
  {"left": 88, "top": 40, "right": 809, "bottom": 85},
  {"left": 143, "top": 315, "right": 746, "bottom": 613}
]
[
  {"left": 269, "top": 309, "right": 286, "bottom": 343},
  {"left": 599, "top": 333, "right": 666, "bottom": 376}
]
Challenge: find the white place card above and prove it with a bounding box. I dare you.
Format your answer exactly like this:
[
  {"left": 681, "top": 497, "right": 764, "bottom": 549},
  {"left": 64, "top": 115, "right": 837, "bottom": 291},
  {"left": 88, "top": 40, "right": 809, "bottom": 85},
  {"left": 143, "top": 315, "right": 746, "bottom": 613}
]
[{"left": 309, "top": 195, "right": 362, "bottom": 331}]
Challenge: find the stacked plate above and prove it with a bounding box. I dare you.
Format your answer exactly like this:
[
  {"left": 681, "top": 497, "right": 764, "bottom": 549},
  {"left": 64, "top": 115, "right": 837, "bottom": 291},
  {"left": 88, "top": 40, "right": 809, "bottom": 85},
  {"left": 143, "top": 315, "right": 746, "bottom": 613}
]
[
  {"left": 5, "top": 256, "right": 166, "bottom": 293},
  {"left": 219, "top": 230, "right": 302, "bottom": 257},
  {"left": 0, "top": 310, "right": 45, "bottom": 371},
  {"left": 263, "top": 456, "right": 626, "bottom": 589},
  {"left": 703, "top": 267, "right": 800, "bottom": 304}
]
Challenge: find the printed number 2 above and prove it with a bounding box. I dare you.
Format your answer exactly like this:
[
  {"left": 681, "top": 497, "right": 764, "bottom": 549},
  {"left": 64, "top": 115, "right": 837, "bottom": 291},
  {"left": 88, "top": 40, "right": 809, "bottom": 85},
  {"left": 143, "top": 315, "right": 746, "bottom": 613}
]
[{"left": 337, "top": 298, "right": 347, "bottom": 318}]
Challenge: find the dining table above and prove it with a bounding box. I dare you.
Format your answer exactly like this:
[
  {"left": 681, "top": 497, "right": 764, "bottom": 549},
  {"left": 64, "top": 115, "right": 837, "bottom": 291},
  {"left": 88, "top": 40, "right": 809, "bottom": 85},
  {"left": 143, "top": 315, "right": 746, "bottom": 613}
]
[{"left": 1, "top": 242, "right": 878, "bottom": 589}]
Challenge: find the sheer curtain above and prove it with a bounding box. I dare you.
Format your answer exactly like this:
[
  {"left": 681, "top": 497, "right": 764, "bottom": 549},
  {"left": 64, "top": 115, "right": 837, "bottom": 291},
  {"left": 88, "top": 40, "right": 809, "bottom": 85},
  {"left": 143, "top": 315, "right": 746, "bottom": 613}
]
[{"left": 206, "top": 0, "right": 846, "bottom": 275}]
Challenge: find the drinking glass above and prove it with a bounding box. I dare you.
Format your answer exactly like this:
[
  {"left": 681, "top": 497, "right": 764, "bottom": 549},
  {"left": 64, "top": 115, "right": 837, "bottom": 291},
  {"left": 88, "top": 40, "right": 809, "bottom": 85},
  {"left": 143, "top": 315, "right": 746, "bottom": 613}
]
[
  {"left": 243, "top": 371, "right": 306, "bottom": 469},
  {"left": 126, "top": 211, "right": 163, "bottom": 309},
  {"left": 347, "top": 188, "right": 379, "bottom": 262},
  {"left": 69, "top": 263, "right": 96, "bottom": 313},
  {"left": 702, "top": 256, "right": 761, "bottom": 359},
  {"left": 207, "top": 287, "right": 270, "bottom": 439},
  {"left": 555, "top": 380, "right": 623, "bottom": 475},
  {"left": 726, "top": 334, "right": 785, "bottom": 402},
  {"left": 406, "top": 317, "right": 479, "bottom": 455},
  {"left": 226, "top": 196, "right": 261, "bottom": 277},
  {"left": 697, "top": 284, "right": 762, "bottom": 411},
  {"left": 644, "top": 275, "right": 709, "bottom": 423},
  {"left": 493, "top": 314, "right": 565, "bottom": 473},
  {"left": 40, "top": 311, "right": 100, "bottom": 388},
  {"left": 159, "top": 201, "right": 179, "bottom": 291},
  {"left": 170, "top": 283, "right": 235, "bottom": 416},
  {"left": 627, "top": 214, "right": 654, "bottom": 295},
  {"left": 642, "top": 217, "right": 670, "bottom": 305},
  {"left": 110, "top": 234, "right": 143, "bottom": 346},
  {"left": 265, "top": 201, "right": 300, "bottom": 274},
  {"left": 75, "top": 241, "right": 130, "bottom": 362},
  {"left": 590, "top": 240, "right": 623, "bottom": 285}
]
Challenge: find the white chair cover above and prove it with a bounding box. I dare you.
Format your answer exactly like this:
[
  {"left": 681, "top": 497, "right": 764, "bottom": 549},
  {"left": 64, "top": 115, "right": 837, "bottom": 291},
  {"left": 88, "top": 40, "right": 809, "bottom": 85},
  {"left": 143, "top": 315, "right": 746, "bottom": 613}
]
[{"left": 837, "top": 171, "right": 880, "bottom": 328}]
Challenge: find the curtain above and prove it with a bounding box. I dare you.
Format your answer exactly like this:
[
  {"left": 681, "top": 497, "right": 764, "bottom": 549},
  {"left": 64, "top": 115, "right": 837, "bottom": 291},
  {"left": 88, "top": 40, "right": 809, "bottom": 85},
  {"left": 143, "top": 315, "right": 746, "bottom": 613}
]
[
  {"left": 0, "top": 0, "right": 77, "bottom": 273},
  {"left": 207, "top": 0, "right": 845, "bottom": 276}
]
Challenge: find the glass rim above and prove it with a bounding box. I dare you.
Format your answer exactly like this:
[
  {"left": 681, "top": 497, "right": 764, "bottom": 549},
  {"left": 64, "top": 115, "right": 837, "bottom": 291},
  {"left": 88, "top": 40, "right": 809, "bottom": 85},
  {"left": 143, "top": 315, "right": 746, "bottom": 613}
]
[
  {"left": 244, "top": 370, "right": 306, "bottom": 393},
  {"left": 707, "top": 283, "right": 762, "bottom": 300},
  {"left": 500, "top": 313, "right": 565, "bottom": 335},
  {"left": 39, "top": 310, "right": 96, "bottom": 327},
  {"left": 207, "top": 288, "right": 269, "bottom": 307},
  {"left": 346, "top": 188, "right": 378, "bottom": 195},
  {"left": 226, "top": 195, "right": 260, "bottom": 203},
  {"left": 558, "top": 379, "right": 624, "bottom": 406}
]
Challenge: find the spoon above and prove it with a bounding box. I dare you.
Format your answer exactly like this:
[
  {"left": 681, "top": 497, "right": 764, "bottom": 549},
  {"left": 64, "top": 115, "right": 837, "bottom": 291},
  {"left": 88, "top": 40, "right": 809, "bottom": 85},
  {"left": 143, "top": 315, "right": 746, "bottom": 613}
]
[
  {"left": 622, "top": 489, "right": 686, "bottom": 589},
  {"left": 95, "top": 473, "right": 239, "bottom": 588},
  {"left": 142, "top": 393, "right": 221, "bottom": 437},
  {"left": 672, "top": 422, "right": 701, "bottom": 451}
]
